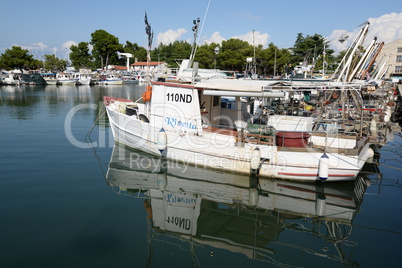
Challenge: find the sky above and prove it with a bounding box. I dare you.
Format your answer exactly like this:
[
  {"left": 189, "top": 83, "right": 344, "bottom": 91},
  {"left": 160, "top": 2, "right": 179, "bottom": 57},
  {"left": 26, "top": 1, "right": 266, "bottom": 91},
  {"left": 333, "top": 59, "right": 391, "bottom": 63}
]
[{"left": 1, "top": 0, "right": 401, "bottom": 60}]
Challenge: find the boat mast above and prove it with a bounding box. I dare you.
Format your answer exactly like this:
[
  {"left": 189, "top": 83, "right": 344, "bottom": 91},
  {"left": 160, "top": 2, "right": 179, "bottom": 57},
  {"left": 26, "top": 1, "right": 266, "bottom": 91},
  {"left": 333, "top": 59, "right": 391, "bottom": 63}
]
[
  {"left": 322, "top": 42, "right": 326, "bottom": 77},
  {"left": 253, "top": 29, "right": 256, "bottom": 76},
  {"left": 144, "top": 11, "right": 154, "bottom": 87},
  {"left": 189, "top": 17, "right": 201, "bottom": 68},
  {"left": 274, "top": 49, "right": 277, "bottom": 77}
]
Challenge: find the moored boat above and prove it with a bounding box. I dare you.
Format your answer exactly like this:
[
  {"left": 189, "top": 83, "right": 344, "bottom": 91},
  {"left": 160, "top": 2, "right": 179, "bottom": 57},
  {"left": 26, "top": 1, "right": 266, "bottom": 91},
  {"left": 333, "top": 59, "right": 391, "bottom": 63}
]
[
  {"left": 73, "top": 73, "right": 92, "bottom": 85},
  {"left": 100, "top": 75, "right": 123, "bottom": 85},
  {"left": 120, "top": 74, "right": 139, "bottom": 84},
  {"left": 103, "top": 78, "right": 374, "bottom": 182},
  {"left": 56, "top": 73, "right": 78, "bottom": 85},
  {"left": 41, "top": 73, "right": 58, "bottom": 85}
]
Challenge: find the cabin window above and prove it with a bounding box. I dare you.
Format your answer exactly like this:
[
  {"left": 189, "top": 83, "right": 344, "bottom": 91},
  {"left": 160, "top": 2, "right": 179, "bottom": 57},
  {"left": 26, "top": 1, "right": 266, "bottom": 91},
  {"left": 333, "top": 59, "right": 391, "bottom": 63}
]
[
  {"left": 213, "top": 96, "right": 220, "bottom": 107},
  {"left": 221, "top": 102, "right": 231, "bottom": 109},
  {"left": 397, "top": 55, "right": 402, "bottom": 62},
  {"left": 395, "top": 66, "right": 402, "bottom": 73}
]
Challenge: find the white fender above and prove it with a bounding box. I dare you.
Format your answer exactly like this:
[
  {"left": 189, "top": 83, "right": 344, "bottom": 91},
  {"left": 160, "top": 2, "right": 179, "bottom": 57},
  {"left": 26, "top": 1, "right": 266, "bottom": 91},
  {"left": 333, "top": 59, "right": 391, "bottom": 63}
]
[
  {"left": 250, "top": 147, "right": 261, "bottom": 173},
  {"left": 318, "top": 153, "right": 329, "bottom": 181},
  {"left": 157, "top": 128, "right": 167, "bottom": 152}
]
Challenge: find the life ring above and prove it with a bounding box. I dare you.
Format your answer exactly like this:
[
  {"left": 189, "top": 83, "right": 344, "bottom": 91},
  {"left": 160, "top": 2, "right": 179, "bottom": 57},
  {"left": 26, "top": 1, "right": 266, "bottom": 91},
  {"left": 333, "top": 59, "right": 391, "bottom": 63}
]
[{"left": 142, "top": 86, "right": 152, "bottom": 102}]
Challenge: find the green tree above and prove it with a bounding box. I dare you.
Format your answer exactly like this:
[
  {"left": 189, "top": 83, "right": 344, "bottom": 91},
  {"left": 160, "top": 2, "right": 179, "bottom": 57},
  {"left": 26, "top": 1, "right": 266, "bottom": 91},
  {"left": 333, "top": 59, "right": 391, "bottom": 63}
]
[
  {"left": 152, "top": 41, "right": 192, "bottom": 67},
  {"left": 291, "top": 33, "right": 335, "bottom": 72},
  {"left": 194, "top": 43, "right": 220, "bottom": 69},
  {"left": 0, "top": 46, "right": 38, "bottom": 70},
  {"left": 258, "top": 43, "right": 278, "bottom": 76},
  {"left": 219, "top": 39, "right": 253, "bottom": 71},
  {"left": 43, "top": 54, "right": 68, "bottom": 71},
  {"left": 292, "top": 33, "right": 314, "bottom": 65},
  {"left": 69, "top": 42, "right": 92, "bottom": 70},
  {"left": 90, "top": 29, "right": 123, "bottom": 70},
  {"left": 124, "top": 41, "right": 147, "bottom": 63}
]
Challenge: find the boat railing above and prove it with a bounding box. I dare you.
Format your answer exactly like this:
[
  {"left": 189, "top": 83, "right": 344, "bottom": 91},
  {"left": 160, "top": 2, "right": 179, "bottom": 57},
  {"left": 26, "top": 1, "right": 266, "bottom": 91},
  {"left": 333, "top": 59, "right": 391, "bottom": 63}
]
[
  {"left": 203, "top": 121, "right": 363, "bottom": 151},
  {"left": 203, "top": 119, "right": 368, "bottom": 154}
]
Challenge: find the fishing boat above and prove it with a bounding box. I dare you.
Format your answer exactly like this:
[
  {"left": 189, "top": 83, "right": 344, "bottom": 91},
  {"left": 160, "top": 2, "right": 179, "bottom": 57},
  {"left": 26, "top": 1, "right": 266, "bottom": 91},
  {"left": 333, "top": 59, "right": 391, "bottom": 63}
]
[{"left": 103, "top": 78, "right": 375, "bottom": 182}]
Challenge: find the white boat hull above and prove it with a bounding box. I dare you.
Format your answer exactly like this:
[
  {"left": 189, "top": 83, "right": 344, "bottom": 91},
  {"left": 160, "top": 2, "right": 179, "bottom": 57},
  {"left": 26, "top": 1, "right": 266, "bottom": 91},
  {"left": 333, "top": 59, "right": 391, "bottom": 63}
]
[
  {"left": 105, "top": 98, "right": 371, "bottom": 182},
  {"left": 105, "top": 79, "right": 123, "bottom": 85},
  {"left": 57, "top": 79, "right": 78, "bottom": 85},
  {"left": 77, "top": 78, "right": 91, "bottom": 85}
]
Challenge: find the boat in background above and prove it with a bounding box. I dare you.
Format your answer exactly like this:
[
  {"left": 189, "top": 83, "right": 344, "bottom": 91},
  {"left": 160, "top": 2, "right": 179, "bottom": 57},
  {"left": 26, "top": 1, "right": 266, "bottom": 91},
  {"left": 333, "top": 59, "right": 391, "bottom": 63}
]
[
  {"left": 120, "top": 74, "right": 139, "bottom": 84},
  {"left": 73, "top": 73, "right": 91, "bottom": 85},
  {"left": 99, "top": 75, "right": 123, "bottom": 85},
  {"left": 0, "top": 71, "right": 24, "bottom": 85},
  {"left": 56, "top": 73, "right": 78, "bottom": 85},
  {"left": 41, "top": 73, "right": 58, "bottom": 85}
]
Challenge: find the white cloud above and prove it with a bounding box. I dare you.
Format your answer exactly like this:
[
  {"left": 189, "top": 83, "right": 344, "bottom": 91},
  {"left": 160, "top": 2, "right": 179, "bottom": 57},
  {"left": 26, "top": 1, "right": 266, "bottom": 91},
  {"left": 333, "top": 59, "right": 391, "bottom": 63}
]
[
  {"left": 328, "top": 12, "right": 402, "bottom": 53},
  {"left": 12, "top": 42, "right": 48, "bottom": 51},
  {"left": 232, "top": 31, "right": 270, "bottom": 47},
  {"left": 156, "top": 28, "right": 188, "bottom": 45},
  {"left": 62, "top": 41, "right": 78, "bottom": 50},
  {"left": 202, "top": 32, "right": 227, "bottom": 45}
]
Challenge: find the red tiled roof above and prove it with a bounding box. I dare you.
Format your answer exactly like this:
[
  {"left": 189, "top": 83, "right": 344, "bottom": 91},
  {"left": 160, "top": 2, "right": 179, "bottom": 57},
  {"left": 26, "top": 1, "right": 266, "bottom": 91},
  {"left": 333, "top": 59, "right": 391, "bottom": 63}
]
[
  {"left": 131, "top": 61, "right": 165, "bottom": 66},
  {"left": 113, "top": 66, "right": 131, "bottom": 70}
]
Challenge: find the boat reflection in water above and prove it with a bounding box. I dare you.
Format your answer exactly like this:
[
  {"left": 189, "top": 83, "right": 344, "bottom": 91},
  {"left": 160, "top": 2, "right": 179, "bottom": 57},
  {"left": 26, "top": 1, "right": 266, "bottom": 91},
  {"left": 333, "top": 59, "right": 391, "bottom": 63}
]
[{"left": 106, "top": 143, "right": 372, "bottom": 267}]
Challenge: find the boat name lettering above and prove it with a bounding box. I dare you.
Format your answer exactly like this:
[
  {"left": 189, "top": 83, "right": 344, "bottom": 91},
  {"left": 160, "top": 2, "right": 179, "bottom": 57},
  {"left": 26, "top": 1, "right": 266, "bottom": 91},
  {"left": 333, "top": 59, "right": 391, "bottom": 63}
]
[
  {"left": 165, "top": 193, "right": 197, "bottom": 204},
  {"left": 165, "top": 117, "right": 197, "bottom": 129},
  {"left": 166, "top": 216, "right": 191, "bottom": 230},
  {"left": 166, "top": 93, "right": 192, "bottom": 103}
]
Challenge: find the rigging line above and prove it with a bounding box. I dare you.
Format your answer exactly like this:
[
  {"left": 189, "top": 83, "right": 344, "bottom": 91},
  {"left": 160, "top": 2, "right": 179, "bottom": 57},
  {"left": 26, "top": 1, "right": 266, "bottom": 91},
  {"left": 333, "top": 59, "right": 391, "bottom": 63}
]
[
  {"left": 352, "top": 223, "right": 402, "bottom": 235},
  {"left": 194, "top": 0, "right": 211, "bottom": 56},
  {"left": 378, "top": 163, "right": 402, "bottom": 171},
  {"left": 84, "top": 103, "right": 108, "bottom": 180},
  {"left": 85, "top": 102, "right": 106, "bottom": 140}
]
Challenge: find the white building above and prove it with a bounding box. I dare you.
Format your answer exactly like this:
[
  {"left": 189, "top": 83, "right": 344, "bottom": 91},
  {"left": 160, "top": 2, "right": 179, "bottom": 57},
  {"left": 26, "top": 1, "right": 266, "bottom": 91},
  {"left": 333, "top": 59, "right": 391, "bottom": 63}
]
[
  {"left": 131, "top": 61, "right": 168, "bottom": 73},
  {"left": 375, "top": 38, "right": 402, "bottom": 80}
]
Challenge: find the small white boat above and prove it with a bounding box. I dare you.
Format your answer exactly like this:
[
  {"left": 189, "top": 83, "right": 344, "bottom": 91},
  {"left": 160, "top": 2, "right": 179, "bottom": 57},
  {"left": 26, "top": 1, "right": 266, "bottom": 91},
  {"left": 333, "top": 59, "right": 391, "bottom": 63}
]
[
  {"left": 0, "top": 73, "right": 23, "bottom": 85},
  {"left": 56, "top": 73, "right": 78, "bottom": 85},
  {"left": 73, "top": 73, "right": 92, "bottom": 85},
  {"left": 100, "top": 75, "right": 122, "bottom": 85},
  {"left": 41, "top": 73, "right": 58, "bottom": 85},
  {"left": 121, "top": 75, "right": 139, "bottom": 84}
]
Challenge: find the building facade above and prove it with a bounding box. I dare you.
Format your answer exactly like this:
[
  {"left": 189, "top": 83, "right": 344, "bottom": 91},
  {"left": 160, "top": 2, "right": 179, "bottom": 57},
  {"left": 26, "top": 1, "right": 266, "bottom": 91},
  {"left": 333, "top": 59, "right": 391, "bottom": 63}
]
[
  {"left": 131, "top": 61, "right": 168, "bottom": 72},
  {"left": 375, "top": 38, "right": 402, "bottom": 80}
]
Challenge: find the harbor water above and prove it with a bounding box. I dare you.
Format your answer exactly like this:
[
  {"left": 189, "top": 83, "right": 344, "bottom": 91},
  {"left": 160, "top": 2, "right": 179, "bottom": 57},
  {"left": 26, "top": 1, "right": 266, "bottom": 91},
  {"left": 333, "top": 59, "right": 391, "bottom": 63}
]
[{"left": 1, "top": 84, "right": 401, "bottom": 267}]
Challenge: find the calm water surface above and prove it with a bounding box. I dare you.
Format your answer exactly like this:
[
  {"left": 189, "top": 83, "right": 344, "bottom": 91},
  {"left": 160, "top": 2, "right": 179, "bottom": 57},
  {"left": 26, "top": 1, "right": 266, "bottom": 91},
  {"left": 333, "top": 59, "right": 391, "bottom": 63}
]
[{"left": 1, "top": 84, "right": 401, "bottom": 267}]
